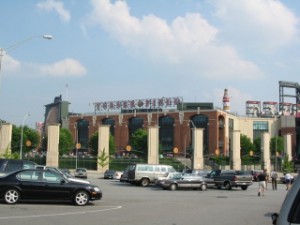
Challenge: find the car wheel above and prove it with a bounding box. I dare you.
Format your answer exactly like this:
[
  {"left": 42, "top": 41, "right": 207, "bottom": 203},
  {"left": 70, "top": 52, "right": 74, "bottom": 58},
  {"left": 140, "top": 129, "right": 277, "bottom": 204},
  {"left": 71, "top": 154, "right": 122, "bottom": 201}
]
[
  {"left": 241, "top": 185, "right": 248, "bottom": 190},
  {"left": 140, "top": 178, "right": 149, "bottom": 187},
  {"left": 74, "top": 190, "right": 89, "bottom": 206},
  {"left": 4, "top": 188, "right": 20, "bottom": 204},
  {"left": 224, "top": 182, "right": 232, "bottom": 190},
  {"left": 200, "top": 184, "right": 207, "bottom": 191},
  {"left": 170, "top": 183, "right": 177, "bottom": 191}
]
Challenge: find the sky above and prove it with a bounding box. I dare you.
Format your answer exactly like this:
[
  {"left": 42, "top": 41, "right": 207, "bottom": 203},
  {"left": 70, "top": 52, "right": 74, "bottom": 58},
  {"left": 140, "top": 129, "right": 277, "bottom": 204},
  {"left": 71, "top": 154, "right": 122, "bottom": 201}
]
[{"left": 1, "top": 0, "right": 300, "bottom": 128}]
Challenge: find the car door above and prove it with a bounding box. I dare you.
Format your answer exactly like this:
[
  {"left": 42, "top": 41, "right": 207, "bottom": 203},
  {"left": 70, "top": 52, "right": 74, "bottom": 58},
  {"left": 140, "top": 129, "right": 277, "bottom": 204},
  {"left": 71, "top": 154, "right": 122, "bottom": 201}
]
[
  {"left": 17, "top": 170, "right": 46, "bottom": 200},
  {"left": 40, "top": 171, "right": 73, "bottom": 200}
]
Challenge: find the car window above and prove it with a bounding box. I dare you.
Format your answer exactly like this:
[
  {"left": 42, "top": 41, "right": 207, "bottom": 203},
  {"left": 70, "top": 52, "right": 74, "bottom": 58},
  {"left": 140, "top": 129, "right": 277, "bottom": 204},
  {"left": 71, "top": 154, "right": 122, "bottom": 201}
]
[
  {"left": 17, "top": 170, "right": 42, "bottom": 181},
  {"left": 43, "top": 171, "right": 62, "bottom": 183},
  {"left": 288, "top": 189, "right": 300, "bottom": 223}
]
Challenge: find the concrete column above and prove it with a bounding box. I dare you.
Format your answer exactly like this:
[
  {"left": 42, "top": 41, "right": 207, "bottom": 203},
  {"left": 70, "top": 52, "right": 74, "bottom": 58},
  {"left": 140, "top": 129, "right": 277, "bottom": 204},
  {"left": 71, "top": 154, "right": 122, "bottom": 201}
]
[
  {"left": 0, "top": 123, "right": 12, "bottom": 155},
  {"left": 284, "top": 134, "right": 292, "bottom": 161},
  {"left": 46, "top": 124, "right": 60, "bottom": 167},
  {"left": 98, "top": 125, "right": 110, "bottom": 172},
  {"left": 231, "top": 130, "right": 241, "bottom": 170},
  {"left": 192, "top": 128, "right": 204, "bottom": 169},
  {"left": 261, "top": 132, "right": 271, "bottom": 173},
  {"left": 148, "top": 126, "right": 159, "bottom": 164}
]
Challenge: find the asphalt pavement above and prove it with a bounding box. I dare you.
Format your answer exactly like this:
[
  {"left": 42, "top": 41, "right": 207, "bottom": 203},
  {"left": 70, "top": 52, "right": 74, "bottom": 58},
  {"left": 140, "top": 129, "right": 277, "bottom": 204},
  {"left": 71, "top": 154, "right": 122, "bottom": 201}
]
[{"left": 0, "top": 178, "right": 288, "bottom": 225}]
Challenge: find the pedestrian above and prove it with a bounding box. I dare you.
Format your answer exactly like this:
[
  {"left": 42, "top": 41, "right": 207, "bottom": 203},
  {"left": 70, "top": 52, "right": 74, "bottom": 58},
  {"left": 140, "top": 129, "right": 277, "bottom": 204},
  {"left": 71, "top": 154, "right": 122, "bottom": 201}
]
[
  {"left": 257, "top": 169, "right": 267, "bottom": 196},
  {"left": 271, "top": 171, "right": 278, "bottom": 190},
  {"left": 285, "top": 173, "right": 294, "bottom": 191}
]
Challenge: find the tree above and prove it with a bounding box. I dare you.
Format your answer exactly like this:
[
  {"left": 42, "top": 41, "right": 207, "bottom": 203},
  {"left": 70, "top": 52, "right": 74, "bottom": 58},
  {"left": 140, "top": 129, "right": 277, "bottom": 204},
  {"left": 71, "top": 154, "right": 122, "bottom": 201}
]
[
  {"left": 11, "top": 125, "right": 40, "bottom": 156},
  {"left": 240, "top": 134, "right": 255, "bottom": 156},
  {"left": 130, "top": 129, "right": 148, "bottom": 156},
  {"left": 253, "top": 137, "right": 261, "bottom": 156},
  {"left": 59, "top": 128, "right": 73, "bottom": 156},
  {"left": 270, "top": 136, "right": 284, "bottom": 155},
  {"left": 282, "top": 155, "right": 294, "bottom": 173},
  {"left": 97, "top": 148, "right": 109, "bottom": 169}
]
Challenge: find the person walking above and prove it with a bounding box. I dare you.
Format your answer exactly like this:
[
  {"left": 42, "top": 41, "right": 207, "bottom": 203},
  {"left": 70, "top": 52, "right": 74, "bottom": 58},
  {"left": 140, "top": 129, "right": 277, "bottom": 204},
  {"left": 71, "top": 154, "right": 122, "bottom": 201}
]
[
  {"left": 257, "top": 169, "right": 267, "bottom": 196},
  {"left": 271, "top": 171, "right": 278, "bottom": 190},
  {"left": 285, "top": 173, "right": 294, "bottom": 191}
]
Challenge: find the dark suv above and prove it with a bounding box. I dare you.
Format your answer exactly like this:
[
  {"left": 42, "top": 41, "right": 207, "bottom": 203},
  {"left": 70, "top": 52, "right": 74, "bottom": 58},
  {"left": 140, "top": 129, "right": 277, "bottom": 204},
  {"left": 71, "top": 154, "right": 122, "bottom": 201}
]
[{"left": 0, "top": 159, "right": 37, "bottom": 175}]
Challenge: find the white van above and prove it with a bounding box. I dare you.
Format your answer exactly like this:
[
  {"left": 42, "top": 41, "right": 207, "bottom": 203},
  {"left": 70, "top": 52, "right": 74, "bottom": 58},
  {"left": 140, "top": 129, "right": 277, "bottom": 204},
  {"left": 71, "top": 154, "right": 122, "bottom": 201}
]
[{"left": 127, "top": 163, "right": 176, "bottom": 187}]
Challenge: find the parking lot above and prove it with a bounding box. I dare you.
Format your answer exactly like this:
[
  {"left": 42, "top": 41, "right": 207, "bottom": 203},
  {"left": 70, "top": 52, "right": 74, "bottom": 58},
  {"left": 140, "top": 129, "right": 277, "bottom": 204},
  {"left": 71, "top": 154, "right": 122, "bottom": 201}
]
[{"left": 0, "top": 177, "right": 287, "bottom": 225}]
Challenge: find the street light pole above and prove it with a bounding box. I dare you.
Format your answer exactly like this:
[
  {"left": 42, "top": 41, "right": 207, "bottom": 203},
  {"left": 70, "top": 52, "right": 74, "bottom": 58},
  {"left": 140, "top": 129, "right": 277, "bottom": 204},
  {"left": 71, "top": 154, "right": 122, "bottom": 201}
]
[
  {"left": 20, "top": 113, "right": 30, "bottom": 159},
  {"left": 0, "top": 34, "right": 53, "bottom": 92}
]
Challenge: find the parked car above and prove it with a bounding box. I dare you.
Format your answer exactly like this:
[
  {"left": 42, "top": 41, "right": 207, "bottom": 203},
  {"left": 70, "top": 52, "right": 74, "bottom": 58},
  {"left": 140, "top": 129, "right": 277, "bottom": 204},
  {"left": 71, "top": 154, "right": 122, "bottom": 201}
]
[
  {"left": 104, "top": 170, "right": 115, "bottom": 179},
  {"left": 127, "top": 163, "right": 176, "bottom": 187},
  {"left": 120, "top": 165, "right": 133, "bottom": 182},
  {"left": 0, "top": 159, "right": 37, "bottom": 176},
  {"left": 207, "top": 170, "right": 253, "bottom": 190},
  {"left": 74, "top": 168, "right": 88, "bottom": 179},
  {"left": 160, "top": 173, "right": 208, "bottom": 191},
  {"left": 113, "top": 171, "right": 123, "bottom": 180},
  {"left": 271, "top": 175, "right": 300, "bottom": 225},
  {"left": 35, "top": 166, "right": 90, "bottom": 184},
  {"left": 0, "top": 169, "right": 102, "bottom": 206},
  {"left": 155, "top": 172, "right": 182, "bottom": 186}
]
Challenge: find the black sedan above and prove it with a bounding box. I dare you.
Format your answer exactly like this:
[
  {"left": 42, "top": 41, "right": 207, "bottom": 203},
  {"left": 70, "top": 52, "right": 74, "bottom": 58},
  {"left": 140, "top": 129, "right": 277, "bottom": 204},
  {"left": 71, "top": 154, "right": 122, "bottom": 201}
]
[
  {"left": 159, "top": 173, "right": 208, "bottom": 191},
  {"left": 0, "top": 169, "right": 102, "bottom": 206}
]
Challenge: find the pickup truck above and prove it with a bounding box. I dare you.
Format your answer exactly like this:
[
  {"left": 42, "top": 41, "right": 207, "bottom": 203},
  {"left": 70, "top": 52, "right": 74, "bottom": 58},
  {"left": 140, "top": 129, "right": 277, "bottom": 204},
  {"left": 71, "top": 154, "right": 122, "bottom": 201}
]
[{"left": 207, "top": 169, "right": 253, "bottom": 190}]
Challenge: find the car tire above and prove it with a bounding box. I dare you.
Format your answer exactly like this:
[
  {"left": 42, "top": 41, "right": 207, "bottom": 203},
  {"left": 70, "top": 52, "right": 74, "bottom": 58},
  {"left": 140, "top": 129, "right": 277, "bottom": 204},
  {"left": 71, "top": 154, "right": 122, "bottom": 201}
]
[
  {"left": 224, "top": 182, "right": 232, "bottom": 190},
  {"left": 200, "top": 184, "right": 207, "bottom": 191},
  {"left": 170, "top": 183, "right": 177, "bottom": 191},
  {"left": 4, "top": 188, "right": 20, "bottom": 204},
  {"left": 140, "top": 178, "right": 149, "bottom": 187},
  {"left": 241, "top": 185, "right": 248, "bottom": 190},
  {"left": 74, "top": 190, "right": 89, "bottom": 206}
]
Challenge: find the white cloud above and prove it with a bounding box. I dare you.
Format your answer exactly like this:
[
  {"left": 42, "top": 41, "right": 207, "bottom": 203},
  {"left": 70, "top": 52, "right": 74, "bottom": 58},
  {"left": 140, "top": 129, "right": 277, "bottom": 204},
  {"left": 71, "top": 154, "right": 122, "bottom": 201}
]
[
  {"left": 212, "top": 0, "right": 299, "bottom": 50},
  {"left": 37, "top": 0, "right": 71, "bottom": 23},
  {"left": 85, "top": 0, "right": 263, "bottom": 80},
  {"left": 1, "top": 55, "right": 21, "bottom": 73},
  {"left": 39, "top": 58, "right": 87, "bottom": 76}
]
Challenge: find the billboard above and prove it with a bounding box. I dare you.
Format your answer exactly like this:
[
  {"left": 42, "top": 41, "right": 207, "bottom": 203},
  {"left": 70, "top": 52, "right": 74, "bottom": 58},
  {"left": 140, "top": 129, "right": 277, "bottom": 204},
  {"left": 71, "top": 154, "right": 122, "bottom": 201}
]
[
  {"left": 246, "top": 101, "right": 261, "bottom": 117},
  {"left": 262, "top": 102, "right": 278, "bottom": 117}
]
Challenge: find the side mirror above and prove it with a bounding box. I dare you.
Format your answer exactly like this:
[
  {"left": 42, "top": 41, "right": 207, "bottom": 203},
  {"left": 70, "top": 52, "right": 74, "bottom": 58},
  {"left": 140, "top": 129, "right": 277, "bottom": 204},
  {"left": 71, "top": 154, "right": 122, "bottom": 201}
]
[
  {"left": 60, "top": 179, "right": 66, "bottom": 184},
  {"left": 271, "top": 213, "right": 278, "bottom": 225}
]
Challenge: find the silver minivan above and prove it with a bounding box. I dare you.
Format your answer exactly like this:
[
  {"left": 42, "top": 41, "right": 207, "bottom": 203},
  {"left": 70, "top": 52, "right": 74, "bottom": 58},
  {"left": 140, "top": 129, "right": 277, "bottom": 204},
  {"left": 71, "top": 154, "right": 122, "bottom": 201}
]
[
  {"left": 127, "top": 163, "right": 176, "bottom": 187},
  {"left": 272, "top": 173, "right": 300, "bottom": 225}
]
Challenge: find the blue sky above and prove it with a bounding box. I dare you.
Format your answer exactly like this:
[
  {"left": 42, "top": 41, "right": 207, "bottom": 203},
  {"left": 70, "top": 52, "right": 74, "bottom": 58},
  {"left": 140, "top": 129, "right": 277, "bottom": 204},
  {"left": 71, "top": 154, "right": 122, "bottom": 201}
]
[{"left": 1, "top": 0, "right": 300, "bottom": 127}]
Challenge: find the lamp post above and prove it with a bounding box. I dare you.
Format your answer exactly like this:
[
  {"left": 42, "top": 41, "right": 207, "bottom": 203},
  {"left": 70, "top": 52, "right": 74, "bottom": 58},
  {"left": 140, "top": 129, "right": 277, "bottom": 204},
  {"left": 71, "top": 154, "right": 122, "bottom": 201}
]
[
  {"left": 0, "top": 34, "right": 53, "bottom": 92},
  {"left": 20, "top": 113, "right": 30, "bottom": 159}
]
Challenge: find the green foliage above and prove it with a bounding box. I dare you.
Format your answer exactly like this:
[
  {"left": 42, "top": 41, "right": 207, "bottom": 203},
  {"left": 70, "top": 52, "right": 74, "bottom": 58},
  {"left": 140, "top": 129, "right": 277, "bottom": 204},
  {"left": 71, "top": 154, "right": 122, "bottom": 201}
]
[
  {"left": 240, "top": 134, "right": 255, "bottom": 156},
  {"left": 59, "top": 128, "right": 73, "bottom": 156},
  {"left": 282, "top": 155, "right": 294, "bottom": 173},
  {"left": 97, "top": 148, "right": 109, "bottom": 168},
  {"left": 89, "top": 132, "right": 98, "bottom": 155},
  {"left": 253, "top": 137, "right": 261, "bottom": 155},
  {"left": 270, "top": 136, "right": 284, "bottom": 155},
  {"left": 130, "top": 129, "right": 148, "bottom": 155},
  {"left": 0, "top": 148, "right": 19, "bottom": 159},
  {"left": 109, "top": 134, "right": 116, "bottom": 155},
  {"left": 11, "top": 125, "right": 40, "bottom": 155}
]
